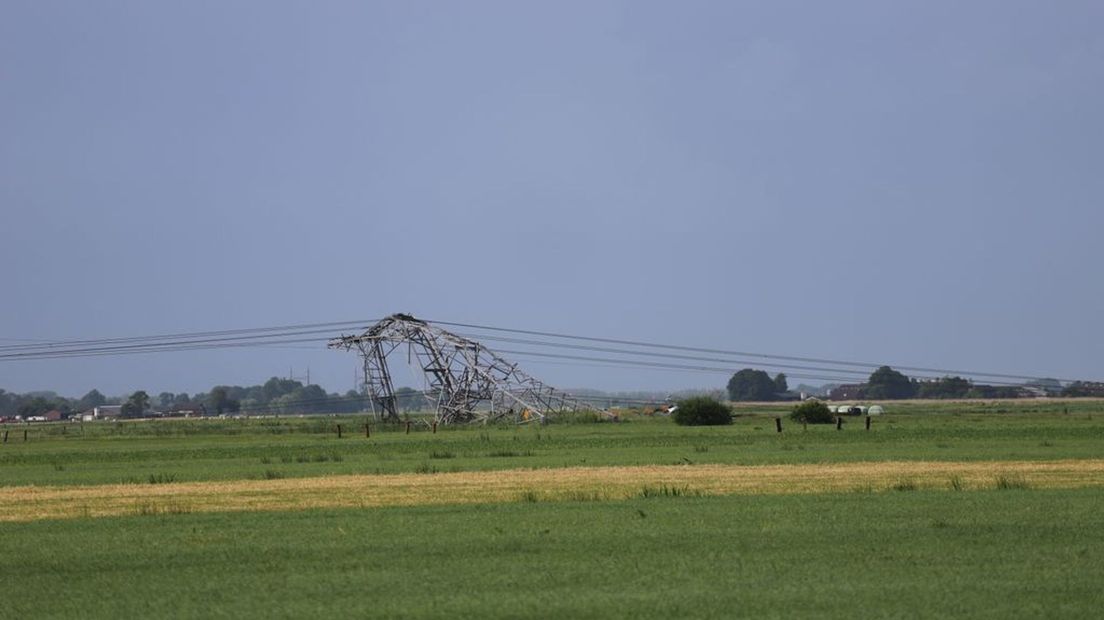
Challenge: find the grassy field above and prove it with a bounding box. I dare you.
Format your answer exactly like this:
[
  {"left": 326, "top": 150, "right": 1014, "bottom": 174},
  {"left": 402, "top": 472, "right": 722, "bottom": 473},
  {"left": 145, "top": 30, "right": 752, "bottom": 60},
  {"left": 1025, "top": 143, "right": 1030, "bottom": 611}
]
[
  {"left": 2, "top": 490, "right": 1103, "bottom": 618},
  {"left": 1, "top": 399, "right": 1103, "bottom": 618},
  {"left": 2, "top": 401, "right": 1103, "bottom": 487}
]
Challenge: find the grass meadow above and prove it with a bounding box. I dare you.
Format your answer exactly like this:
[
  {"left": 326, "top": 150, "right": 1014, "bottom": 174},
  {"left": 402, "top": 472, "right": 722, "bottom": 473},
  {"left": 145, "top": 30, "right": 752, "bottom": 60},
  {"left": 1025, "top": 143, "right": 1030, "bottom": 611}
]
[
  {"left": 3, "top": 490, "right": 1103, "bottom": 618},
  {"left": 2, "top": 401, "right": 1102, "bottom": 487},
  {"left": 1, "top": 399, "right": 1103, "bottom": 618}
]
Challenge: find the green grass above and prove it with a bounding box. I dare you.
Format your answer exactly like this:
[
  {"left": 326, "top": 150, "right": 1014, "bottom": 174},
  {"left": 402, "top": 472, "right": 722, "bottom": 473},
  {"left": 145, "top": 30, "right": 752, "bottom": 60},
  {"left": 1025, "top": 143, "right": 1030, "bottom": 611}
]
[
  {"left": 2, "top": 489, "right": 1102, "bottom": 619},
  {"left": 2, "top": 401, "right": 1102, "bottom": 617},
  {"left": 3, "top": 403, "right": 1104, "bottom": 487}
]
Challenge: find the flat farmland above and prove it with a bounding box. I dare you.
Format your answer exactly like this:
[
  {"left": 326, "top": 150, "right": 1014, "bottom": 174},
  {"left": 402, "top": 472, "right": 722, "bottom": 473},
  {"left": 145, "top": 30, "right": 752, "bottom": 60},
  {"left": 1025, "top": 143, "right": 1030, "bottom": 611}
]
[
  {"left": 2, "top": 399, "right": 1103, "bottom": 618},
  {"left": 2, "top": 401, "right": 1103, "bottom": 487}
]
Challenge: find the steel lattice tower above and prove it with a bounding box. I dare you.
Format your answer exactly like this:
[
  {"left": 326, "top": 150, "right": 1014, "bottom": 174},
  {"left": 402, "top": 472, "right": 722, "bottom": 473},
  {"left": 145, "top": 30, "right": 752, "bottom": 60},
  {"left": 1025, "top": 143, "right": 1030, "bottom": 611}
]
[{"left": 328, "top": 314, "right": 599, "bottom": 424}]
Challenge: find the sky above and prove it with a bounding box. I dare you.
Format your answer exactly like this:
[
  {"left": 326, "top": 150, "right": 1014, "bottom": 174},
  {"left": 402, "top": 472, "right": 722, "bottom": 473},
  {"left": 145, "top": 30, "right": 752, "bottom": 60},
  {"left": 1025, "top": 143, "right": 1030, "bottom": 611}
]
[{"left": 2, "top": 1, "right": 1102, "bottom": 398}]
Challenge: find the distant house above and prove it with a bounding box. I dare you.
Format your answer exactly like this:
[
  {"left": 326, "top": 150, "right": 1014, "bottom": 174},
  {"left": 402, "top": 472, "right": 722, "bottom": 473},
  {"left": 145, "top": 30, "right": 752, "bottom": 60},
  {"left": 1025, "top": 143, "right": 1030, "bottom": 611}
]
[
  {"left": 80, "top": 405, "right": 123, "bottom": 421},
  {"left": 827, "top": 384, "right": 865, "bottom": 400},
  {"left": 26, "top": 410, "right": 63, "bottom": 422}
]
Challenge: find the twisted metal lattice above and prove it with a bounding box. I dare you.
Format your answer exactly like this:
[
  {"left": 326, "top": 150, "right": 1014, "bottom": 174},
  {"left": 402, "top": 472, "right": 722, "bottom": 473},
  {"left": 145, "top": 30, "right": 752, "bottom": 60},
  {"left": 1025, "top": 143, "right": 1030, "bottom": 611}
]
[{"left": 329, "top": 314, "right": 596, "bottom": 424}]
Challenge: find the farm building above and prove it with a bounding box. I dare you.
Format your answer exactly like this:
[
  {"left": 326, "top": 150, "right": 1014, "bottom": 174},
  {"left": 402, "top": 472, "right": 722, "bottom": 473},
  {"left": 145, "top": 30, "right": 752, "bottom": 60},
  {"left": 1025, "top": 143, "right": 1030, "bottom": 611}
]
[
  {"left": 827, "top": 384, "right": 864, "bottom": 400},
  {"left": 80, "top": 405, "right": 123, "bottom": 421}
]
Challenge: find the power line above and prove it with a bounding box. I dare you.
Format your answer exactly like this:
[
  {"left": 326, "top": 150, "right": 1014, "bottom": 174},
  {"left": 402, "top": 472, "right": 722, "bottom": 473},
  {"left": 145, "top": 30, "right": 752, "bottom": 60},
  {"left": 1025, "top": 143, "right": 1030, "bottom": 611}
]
[
  {"left": 498, "top": 349, "right": 888, "bottom": 385},
  {"left": 0, "top": 319, "right": 376, "bottom": 353},
  {"left": 0, "top": 316, "right": 1088, "bottom": 388},
  {"left": 0, "top": 330, "right": 335, "bottom": 359},
  {"left": 431, "top": 319, "right": 1076, "bottom": 384}
]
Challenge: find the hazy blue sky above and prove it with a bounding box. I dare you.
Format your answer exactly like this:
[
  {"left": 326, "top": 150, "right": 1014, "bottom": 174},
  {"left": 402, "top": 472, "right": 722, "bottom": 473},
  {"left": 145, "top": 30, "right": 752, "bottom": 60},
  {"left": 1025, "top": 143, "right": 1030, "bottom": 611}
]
[{"left": 2, "top": 1, "right": 1102, "bottom": 397}]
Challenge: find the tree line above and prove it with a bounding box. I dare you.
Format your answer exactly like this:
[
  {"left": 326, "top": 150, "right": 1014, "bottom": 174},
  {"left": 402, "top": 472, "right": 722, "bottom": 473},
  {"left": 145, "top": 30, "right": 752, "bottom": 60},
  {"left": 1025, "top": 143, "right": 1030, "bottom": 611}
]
[
  {"left": 726, "top": 366, "right": 1103, "bottom": 401},
  {"left": 0, "top": 378, "right": 436, "bottom": 419}
]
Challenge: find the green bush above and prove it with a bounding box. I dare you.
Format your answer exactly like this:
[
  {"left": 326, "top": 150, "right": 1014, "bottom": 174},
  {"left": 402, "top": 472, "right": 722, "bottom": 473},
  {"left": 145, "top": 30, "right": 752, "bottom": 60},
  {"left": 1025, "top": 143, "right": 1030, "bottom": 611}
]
[
  {"left": 672, "top": 397, "right": 732, "bottom": 426},
  {"left": 790, "top": 400, "right": 834, "bottom": 424}
]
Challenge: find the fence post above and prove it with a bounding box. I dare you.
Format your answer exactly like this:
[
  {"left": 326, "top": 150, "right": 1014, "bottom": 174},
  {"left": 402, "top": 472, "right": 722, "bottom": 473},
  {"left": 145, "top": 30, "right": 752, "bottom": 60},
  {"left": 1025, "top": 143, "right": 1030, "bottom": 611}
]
[
  {"left": 24, "top": 430, "right": 29, "bottom": 442},
  {"left": 406, "top": 421, "right": 411, "bottom": 435},
  {"left": 365, "top": 424, "right": 370, "bottom": 438},
  {"left": 775, "top": 417, "right": 782, "bottom": 433},
  {"left": 835, "top": 417, "right": 842, "bottom": 431},
  {"left": 336, "top": 424, "right": 342, "bottom": 439},
  {"left": 432, "top": 421, "right": 438, "bottom": 434},
  {"left": 865, "top": 415, "right": 871, "bottom": 431},
  {"left": 2, "top": 430, "right": 7, "bottom": 443}
]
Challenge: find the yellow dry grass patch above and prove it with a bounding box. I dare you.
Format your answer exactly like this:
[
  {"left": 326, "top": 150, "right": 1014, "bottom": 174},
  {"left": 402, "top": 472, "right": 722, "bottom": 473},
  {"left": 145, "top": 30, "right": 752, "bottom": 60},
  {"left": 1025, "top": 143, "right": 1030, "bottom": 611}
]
[{"left": 3, "top": 459, "right": 1104, "bottom": 522}]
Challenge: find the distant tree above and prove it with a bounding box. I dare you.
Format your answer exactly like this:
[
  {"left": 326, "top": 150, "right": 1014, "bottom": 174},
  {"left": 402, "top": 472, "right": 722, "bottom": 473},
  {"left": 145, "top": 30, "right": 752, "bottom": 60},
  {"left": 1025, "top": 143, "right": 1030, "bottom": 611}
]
[
  {"left": 18, "top": 397, "right": 55, "bottom": 417},
  {"left": 157, "top": 392, "right": 175, "bottom": 409},
  {"left": 78, "top": 389, "right": 107, "bottom": 410},
  {"left": 916, "top": 376, "right": 971, "bottom": 399},
  {"left": 789, "top": 400, "right": 834, "bottom": 424},
  {"left": 672, "top": 396, "right": 733, "bottom": 426},
  {"left": 120, "top": 391, "right": 150, "bottom": 418},
  {"left": 173, "top": 393, "right": 192, "bottom": 407},
  {"left": 338, "top": 389, "right": 366, "bottom": 413},
  {"left": 864, "top": 366, "right": 916, "bottom": 400},
  {"left": 270, "top": 384, "right": 328, "bottom": 414},
  {"left": 209, "top": 387, "right": 235, "bottom": 415},
  {"left": 262, "top": 377, "right": 303, "bottom": 403},
  {"left": 965, "top": 385, "right": 1022, "bottom": 399},
  {"left": 394, "top": 387, "right": 427, "bottom": 412},
  {"left": 773, "top": 373, "right": 788, "bottom": 394},
  {"left": 727, "top": 369, "right": 778, "bottom": 401},
  {"left": 297, "top": 384, "right": 327, "bottom": 412}
]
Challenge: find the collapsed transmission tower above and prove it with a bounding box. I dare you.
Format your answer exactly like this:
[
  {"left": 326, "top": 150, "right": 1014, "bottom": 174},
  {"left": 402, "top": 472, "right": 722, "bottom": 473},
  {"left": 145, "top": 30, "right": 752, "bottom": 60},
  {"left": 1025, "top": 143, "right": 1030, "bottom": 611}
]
[{"left": 328, "top": 314, "right": 601, "bottom": 424}]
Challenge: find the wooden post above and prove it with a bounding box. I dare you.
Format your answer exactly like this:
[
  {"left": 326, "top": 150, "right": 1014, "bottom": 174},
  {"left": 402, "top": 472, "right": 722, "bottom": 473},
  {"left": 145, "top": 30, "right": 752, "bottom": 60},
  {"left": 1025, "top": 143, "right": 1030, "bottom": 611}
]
[
  {"left": 432, "top": 421, "right": 437, "bottom": 434},
  {"left": 365, "top": 424, "right": 370, "bottom": 438},
  {"left": 24, "top": 430, "right": 29, "bottom": 442},
  {"left": 836, "top": 417, "right": 842, "bottom": 431},
  {"left": 865, "top": 415, "right": 871, "bottom": 431},
  {"left": 337, "top": 424, "right": 342, "bottom": 439},
  {"left": 405, "top": 421, "right": 411, "bottom": 435},
  {"left": 2, "top": 430, "right": 7, "bottom": 443},
  {"left": 775, "top": 417, "right": 782, "bottom": 433}
]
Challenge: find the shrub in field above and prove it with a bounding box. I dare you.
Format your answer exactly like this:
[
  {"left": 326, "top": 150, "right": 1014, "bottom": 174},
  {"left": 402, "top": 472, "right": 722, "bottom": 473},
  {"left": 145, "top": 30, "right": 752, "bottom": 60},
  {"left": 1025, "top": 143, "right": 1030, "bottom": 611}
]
[
  {"left": 672, "top": 397, "right": 732, "bottom": 426},
  {"left": 789, "top": 400, "right": 834, "bottom": 424}
]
